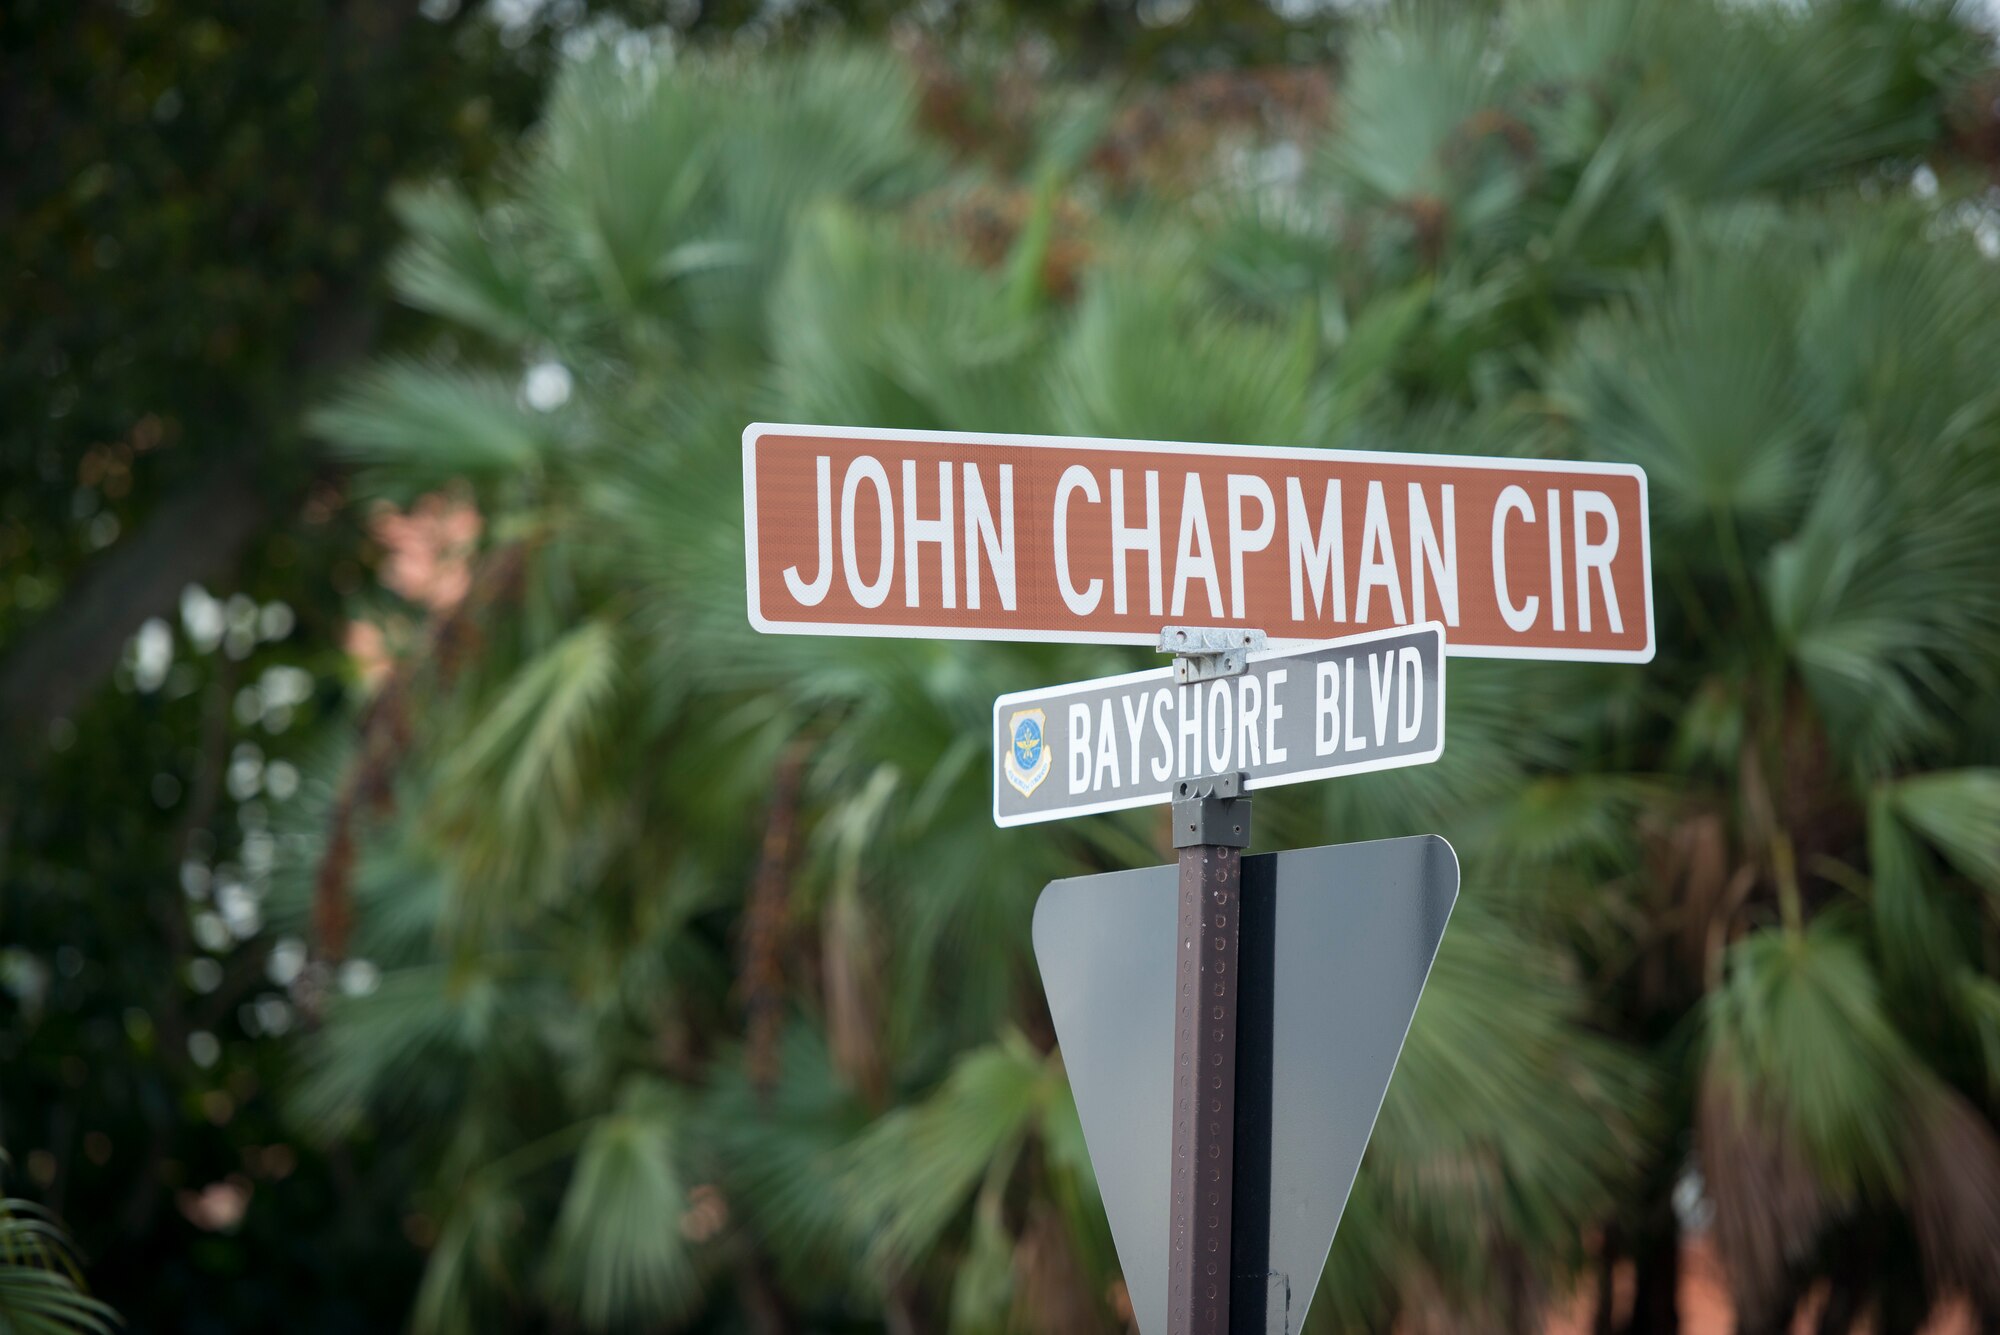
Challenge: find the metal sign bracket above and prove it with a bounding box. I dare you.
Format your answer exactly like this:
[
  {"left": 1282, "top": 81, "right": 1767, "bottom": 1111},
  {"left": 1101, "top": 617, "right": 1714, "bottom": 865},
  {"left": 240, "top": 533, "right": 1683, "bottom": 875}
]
[
  {"left": 1160, "top": 626, "right": 1268, "bottom": 684},
  {"left": 1174, "top": 772, "right": 1250, "bottom": 850},
  {"left": 1165, "top": 626, "right": 1259, "bottom": 852}
]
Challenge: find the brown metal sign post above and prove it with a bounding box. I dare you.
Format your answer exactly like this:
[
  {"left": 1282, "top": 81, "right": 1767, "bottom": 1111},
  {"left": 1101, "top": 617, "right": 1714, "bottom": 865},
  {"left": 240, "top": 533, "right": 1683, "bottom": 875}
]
[
  {"left": 1170, "top": 781, "right": 1248, "bottom": 1333},
  {"left": 1163, "top": 629, "right": 1258, "bottom": 1335}
]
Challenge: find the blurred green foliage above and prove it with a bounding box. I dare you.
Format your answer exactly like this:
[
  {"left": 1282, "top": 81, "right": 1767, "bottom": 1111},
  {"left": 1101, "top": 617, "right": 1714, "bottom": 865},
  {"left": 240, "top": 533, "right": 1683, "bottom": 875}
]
[
  {"left": 0, "top": 7, "right": 1348, "bottom": 1333},
  {"left": 3, "top": 2, "right": 565, "bottom": 1329},
  {"left": 289, "top": 2, "right": 2000, "bottom": 1331}
]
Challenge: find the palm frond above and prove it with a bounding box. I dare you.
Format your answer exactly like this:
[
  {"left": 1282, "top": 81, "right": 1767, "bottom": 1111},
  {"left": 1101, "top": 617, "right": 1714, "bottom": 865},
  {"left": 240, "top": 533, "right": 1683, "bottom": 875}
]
[
  {"left": 1700, "top": 920, "right": 1920, "bottom": 1194},
  {"left": 438, "top": 619, "right": 621, "bottom": 825},
  {"left": 1961, "top": 972, "right": 2000, "bottom": 1100},
  {"left": 542, "top": 1079, "right": 701, "bottom": 1330},
  {"left": 1553, "top": 231, "right": 1816, "bottom": 536},
  {"left": 0, "top": 1201, "right": 119, "bottom": 1335},
  {"left": 769, "top": 204, "right": 1052, "bottom": 435},
  {"left": 1356, "top": 902, "right": 1655, "bottom": 1314},
  {"left": 1051, "top": 254, "right": 1317, "bottom": 448},
  {"left": 309, "top": 360, "right": 560, "bottom": 489},
  {"left": 389, "top": 183, "right": 550, "bottom": 347},
  {"left": 527, "top": 56, "right": 722, "bottom": 323},
  {"left": 1887, "top": 769, "right": 2000, "bottom": 897},
  {"left": 716, "top": 44, "right": 939, "bottom": 254},
  {"left": 1650, "top": 0, "right": 1943, "bottom": 198},
  {"left": 697, "top": 1029, "right": 871, "bottom": 1293},
  {"left": 841, "top": 1033, "right": 1057, "bottom": 1279},
  {"left": 291, "top": 961, "right": 553, "bottom": 1135},
  {"left": 411, "top": 1177, "right": 524, "bottom": 1335},
  {"left": 1867, "top": 788, "right": 1967, "bottom": 992},
  {"left": 1323, "top": 8, "right": 1515, "bottom": 220}
]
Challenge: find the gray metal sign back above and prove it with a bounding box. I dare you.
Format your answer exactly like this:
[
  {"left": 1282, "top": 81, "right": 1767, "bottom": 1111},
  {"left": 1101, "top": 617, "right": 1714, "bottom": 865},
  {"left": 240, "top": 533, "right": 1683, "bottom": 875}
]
[
  {"left": 1032, "top": 835, "right": 1459, "bottom": 1334},
  {"left": 994, "top": 624, "right": 1445, "bottom": 827}
]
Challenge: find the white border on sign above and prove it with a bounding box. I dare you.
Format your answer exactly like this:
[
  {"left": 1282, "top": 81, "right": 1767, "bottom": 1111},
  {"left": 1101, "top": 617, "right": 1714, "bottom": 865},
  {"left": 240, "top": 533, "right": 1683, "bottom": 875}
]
[
  {"left": 742, "top": 422, "right": 1655, "bottom": 664},
  {"left": 989, "top": 622, "right": 1449, "bottom": 828}
]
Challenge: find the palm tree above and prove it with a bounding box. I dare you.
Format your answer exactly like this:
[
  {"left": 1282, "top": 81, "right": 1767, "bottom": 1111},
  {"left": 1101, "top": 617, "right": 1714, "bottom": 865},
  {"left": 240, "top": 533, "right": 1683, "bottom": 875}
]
[
  {"left": 289, "top": 2, "right": 2000, "bottom": 1331},
  {"left": 0, "top": 1159, "right": 118, "bottom": 1335}
]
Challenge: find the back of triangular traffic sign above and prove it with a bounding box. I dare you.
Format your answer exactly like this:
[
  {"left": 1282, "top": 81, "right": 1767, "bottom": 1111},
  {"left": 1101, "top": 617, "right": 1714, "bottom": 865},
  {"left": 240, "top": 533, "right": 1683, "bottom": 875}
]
[{"left": 1033, "top": 834, "right": 1458, "bottom": 1335}]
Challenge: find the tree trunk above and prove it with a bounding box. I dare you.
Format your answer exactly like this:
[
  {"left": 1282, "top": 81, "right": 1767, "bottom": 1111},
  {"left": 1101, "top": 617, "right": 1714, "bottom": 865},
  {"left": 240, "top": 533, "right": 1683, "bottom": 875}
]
[
  {"left": 1620, "top": 1216, "right": 1679, "bottom": 1335},
  {"left": 741, "top": 742, "right": 807, "bottom": 1098},
  {"left": 885, "top": 1278, "right": 931, "bottom": 1335},
  {"left": 0, "top": 460, "right": 269, "bottom": 757},
  {"left": 1592, "top": 1224, "right": 1623, "bottom": 1335},
  {"left": 0, "top": 0, "right": 428, "bottom": 766},
  {"left": 1816, "top": 1275, "right": 1864, "bottom": 1335},
  {"left": 732, "top": 1253, "right": 796, "bottom": 1335}
]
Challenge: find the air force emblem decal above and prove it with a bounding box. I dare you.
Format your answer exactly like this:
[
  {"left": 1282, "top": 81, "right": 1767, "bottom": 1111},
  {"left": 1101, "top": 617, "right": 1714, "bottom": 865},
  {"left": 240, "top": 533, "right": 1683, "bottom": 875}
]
[{"left": 1006, "top": 707, "right": 1051, "bottom": 797}]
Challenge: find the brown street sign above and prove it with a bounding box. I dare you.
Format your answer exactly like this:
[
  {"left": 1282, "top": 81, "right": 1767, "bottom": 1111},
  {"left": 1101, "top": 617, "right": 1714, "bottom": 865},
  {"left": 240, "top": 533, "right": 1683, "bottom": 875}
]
[{"left": 743, "top": 423, "right": 1653, "bottom": 662}]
